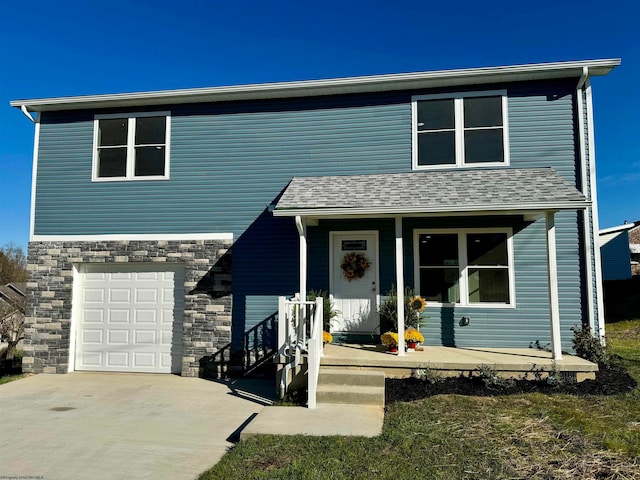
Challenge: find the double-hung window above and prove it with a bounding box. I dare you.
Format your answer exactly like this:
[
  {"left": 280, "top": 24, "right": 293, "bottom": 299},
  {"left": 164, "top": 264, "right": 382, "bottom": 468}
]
[
  {"left": 412, "top": 91, "right": 509, "bottom": 169},
  {"left": 93, "top": 112, "right": 170, "bottom": 181},
  {"left": 415, "top": 228, "right": 514, "bottom": 307}
]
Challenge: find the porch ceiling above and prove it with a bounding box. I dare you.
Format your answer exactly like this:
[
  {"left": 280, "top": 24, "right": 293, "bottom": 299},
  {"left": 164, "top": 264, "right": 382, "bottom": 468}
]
[{"left": 273, "top": 167, "right": 589, "bottom": 218}]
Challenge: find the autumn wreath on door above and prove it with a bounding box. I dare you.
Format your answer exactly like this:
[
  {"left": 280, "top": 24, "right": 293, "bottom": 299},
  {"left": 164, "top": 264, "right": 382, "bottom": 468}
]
[{"left": 340, "top": 252, "right": 370, "bottom": 281}]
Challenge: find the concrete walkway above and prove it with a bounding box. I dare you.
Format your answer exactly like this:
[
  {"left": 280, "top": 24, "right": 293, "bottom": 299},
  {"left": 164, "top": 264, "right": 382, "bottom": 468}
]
[
  {"left": 241, "top": 404, "right": 384, "bottom": 439},
  {"left": 0, "top": 373, "right": 274, "bottom": 480}
]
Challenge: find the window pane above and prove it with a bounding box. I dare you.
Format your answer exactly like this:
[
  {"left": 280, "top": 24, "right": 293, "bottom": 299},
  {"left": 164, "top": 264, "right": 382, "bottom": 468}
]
[
  {"left": 135, "top": 116, "right": 166, "bottom": 145},
  {"left": 467, "top": 233, "right": 508, "bottom": 265},
  {"left": 99, "top": 119, "right": 128, "bottom": 146},
  {"left": 97, "top": 148, "right": 127, "bottom": 177},
  {"left": 468, "top": 268, "right": 509, "bottom": 303},
  {"left": 464, "top": 96, "right": 502, "bottom": 128},
  {"left": 418, "top": 131, "right": 455, "bottom": 166},
  {"left": 419, "top": 234, "right": 458, "bottom": 266},
  {"left": 417, "top": 99, "right": 454, "bottom": 130},
  {"left": 135, "top": 146, "right": 165, "bottom": 176},
  {"left": 464, "top": 129, "right": 504, "bottom": 163},
  {"left": 420, "top": 268, "right": 460, "bottom": 303}
]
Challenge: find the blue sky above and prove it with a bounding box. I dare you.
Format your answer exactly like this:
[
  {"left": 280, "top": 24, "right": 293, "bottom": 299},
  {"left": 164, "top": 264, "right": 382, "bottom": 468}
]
[{"left": 1, "top": 0, "right": 638, "bottom": 251}]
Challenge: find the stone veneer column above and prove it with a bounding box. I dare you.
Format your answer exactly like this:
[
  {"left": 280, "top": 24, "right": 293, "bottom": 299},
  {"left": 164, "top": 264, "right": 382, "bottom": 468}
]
[{"left": 24, "top": 239, "right": 232, "bottom": 376}]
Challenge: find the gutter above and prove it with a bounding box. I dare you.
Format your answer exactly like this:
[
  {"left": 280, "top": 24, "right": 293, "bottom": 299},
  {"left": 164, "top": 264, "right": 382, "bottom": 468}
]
[{"left": 20, "top": 105, "right": 35, "bottom": 123}]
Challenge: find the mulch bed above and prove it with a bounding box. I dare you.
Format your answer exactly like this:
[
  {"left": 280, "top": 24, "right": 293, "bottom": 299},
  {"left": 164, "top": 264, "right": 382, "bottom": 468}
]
[{"left": 386, "top": 364, "right": 637, "bottom": 404}]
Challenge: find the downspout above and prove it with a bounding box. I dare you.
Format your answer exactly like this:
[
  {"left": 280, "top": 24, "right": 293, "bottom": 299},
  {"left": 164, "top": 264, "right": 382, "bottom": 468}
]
[
  {"left": 576, "top": 67, "right": 597, "bottom": 335},
  {"left": 20, "top": 105, "right": 36, "bottom": 123},
  {"left": 585, "top": 76, "right": 607, "bottom": 342}
]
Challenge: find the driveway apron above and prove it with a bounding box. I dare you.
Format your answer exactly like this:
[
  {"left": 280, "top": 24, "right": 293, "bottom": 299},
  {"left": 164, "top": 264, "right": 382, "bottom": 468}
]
[{"left": 0, "top": 373, "right": 272, "bottom": 480}]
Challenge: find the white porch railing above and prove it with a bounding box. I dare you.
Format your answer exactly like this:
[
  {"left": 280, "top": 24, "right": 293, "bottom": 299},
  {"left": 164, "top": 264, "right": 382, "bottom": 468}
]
[{"left": 277, "top": 295, "right": 324, "bottom": 408}]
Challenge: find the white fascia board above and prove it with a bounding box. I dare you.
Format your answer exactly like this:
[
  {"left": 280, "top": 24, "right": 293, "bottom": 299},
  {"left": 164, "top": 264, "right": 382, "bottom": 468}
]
[
  {"left": 598, "top": 223, "right": 635, "bottom": 235},
  {"left": 11, "top": 59, "right": 620, "bottom": 113},
  {"left": 273, "top": 202, "right": 590, "bottom": 218},
  {"left": 31, "top": 233, "right": 234, "bottom": 242}
]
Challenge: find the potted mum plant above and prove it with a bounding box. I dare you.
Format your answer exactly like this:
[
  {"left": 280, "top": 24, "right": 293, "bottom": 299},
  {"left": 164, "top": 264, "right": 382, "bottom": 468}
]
[
  {"left": 405, "top": 328, "right": 424, "bottom": 351},
  {"left": 380, "top": 331, "right": 399, "bottom": 353}
]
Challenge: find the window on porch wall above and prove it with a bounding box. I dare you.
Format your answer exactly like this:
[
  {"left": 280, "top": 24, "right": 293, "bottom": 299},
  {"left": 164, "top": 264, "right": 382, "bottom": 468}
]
[{"left": 416, "top": 230, "right": 512, "bottom": 306}]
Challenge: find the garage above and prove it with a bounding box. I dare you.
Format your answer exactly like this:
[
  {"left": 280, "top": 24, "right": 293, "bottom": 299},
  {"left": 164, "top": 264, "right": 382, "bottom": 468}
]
[{"left": 73, "top": 263, "right": 184, "bottom": 374}]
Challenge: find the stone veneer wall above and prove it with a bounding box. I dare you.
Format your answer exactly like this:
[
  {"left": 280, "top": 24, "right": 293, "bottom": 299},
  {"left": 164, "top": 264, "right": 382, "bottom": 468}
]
[{"left": 24, "top": 239, "right": 232, "bottom": 376}]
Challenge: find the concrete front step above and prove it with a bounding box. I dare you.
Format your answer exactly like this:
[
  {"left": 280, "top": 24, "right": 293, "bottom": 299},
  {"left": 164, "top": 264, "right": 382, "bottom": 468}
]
[
  {"left": 318, "top": 368, "right": 385, "bottom": 388},
  {"left": 316, "top": 384, "right": 385, "bottom": 406},
  {"left": 316, "top": 367, "right": 386, "bottom": 407}
]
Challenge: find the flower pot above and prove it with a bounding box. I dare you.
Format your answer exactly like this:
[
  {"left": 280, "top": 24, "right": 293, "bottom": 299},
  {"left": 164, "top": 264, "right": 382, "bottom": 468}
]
[
  {"left": 387, "top": 345, "right": 398, "bottom": 353},
  {"left": 407, "top": 341, "right": 418, "bottom": 350}
]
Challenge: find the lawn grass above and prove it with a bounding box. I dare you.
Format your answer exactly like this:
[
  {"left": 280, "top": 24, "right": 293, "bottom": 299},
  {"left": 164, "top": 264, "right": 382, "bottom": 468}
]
[
  {"left": 200, "top": 319, "right": 640, "bottom": 480},
  {"left": 0, "top": 373, "right": 26, "bottom": 385}
]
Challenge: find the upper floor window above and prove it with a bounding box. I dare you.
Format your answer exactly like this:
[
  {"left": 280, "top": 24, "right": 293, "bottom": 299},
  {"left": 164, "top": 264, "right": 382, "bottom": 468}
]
[
  {"left": 92, "top": 112, "right": 170, "bottom": 181},
  {"left": 412, "top": 91, "right": 509, "bottom": 169}
]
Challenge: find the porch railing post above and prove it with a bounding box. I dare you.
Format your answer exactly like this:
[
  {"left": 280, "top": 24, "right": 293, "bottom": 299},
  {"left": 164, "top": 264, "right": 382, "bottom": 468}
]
[
  {"left": 395, "top": 216, "right": 405, "bottom": 355},
  {"left": 546, "top": 211, "right": 563, "bottom": 360}
]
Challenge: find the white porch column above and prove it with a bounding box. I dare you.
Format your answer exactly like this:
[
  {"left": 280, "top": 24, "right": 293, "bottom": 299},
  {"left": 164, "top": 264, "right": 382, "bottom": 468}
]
[
  {"left": 295, "top": 216, "right": 307, "bottom": 300},
  {"left": 395, "top": 216, "right": 405, "bottom": 356},
  {"left": 545, "top": 211, "right": 563, "bottom": 360}
]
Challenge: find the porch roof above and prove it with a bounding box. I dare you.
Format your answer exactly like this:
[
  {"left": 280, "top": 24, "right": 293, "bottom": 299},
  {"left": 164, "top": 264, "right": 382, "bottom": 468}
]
[{"left": 273, "top": 167, "right": 589, "bottom": 217}]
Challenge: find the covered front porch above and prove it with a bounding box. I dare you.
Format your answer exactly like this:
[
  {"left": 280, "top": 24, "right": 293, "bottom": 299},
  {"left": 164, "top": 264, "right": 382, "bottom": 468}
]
[
  {"left": 271, "top": 167, "right": 596, "bottom": 407},
  {"left": 322, "top": 343, "right": 598, "bottom": 382}
]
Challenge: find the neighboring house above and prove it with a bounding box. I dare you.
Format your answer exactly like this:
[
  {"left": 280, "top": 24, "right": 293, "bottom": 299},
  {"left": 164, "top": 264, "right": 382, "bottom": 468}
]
[
  {"left": 599, "top": 223, "right": 634, "bottom": 281},
  {"left": 11, "top": 58, "right": 619, "bottom": 376},
  {"left": 0, "top": 282, "right": 26, "bottom": 353},
  {"left": 629, "top": 223, "right": 640, "bottom": 276}
]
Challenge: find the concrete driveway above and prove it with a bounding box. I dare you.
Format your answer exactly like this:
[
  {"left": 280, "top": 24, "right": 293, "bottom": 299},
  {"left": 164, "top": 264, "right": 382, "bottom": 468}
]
[{"left": 0, "top": 373, "right": 273, "bottom": 480}]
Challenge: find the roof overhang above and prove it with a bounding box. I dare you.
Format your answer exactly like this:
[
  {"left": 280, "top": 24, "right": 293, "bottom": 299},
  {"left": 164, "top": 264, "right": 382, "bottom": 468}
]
[
  {"left": 10, "top": 58, "right": 620, "bottom": 113},
  {"left": 273, "top": 167, "right": 589, "bottom": 219},
  {"left": 599, "top": 223, "right": 636, "bottom": 235}
]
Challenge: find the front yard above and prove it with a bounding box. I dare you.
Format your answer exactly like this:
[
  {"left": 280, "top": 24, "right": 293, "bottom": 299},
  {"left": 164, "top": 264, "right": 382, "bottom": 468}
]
[{"left": 200, "top": 319, "right": 640, "bottom": 480}]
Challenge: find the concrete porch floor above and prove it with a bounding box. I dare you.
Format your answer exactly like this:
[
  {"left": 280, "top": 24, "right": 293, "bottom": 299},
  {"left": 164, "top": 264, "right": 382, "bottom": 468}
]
[{"left": 321, "top": 344, "right": 598, "bottom": 381}]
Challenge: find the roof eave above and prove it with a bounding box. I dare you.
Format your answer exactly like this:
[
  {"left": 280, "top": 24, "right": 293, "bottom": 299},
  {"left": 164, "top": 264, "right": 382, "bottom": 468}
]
[
  {"left": 273, "top": 201, "right": 591, "bottom": 218},
  {"left": 10, "top": 58, "right": 620, "bottom": 113}
]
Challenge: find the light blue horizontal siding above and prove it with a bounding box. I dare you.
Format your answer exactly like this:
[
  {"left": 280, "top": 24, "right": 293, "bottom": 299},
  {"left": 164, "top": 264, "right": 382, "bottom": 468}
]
[
  {"left": 601, "top": 232, "right": 632, "bottom": 281},
  {"left": 34, "top": 80, "right": 590, "bottom": 348}
]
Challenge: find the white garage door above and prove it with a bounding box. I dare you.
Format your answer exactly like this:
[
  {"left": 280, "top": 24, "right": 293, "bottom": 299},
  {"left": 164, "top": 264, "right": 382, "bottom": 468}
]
[{"left": 74, "top": 264, "right": 184, "bottom": 374}]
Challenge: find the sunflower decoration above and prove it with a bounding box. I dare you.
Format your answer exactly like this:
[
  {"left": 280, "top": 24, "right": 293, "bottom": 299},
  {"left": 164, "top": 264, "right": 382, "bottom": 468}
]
[
  {"left": 409, "top": 295, "right": 426, "bottom": 312},
  {"left": 340, "top": 252, "right": 370, "bottom": 281}
]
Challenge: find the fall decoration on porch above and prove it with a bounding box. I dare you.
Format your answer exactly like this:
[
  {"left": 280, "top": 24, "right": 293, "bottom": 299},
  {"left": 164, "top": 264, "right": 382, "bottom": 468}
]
[
  {"left": 405, "top": 328, "right": 424, "bottom": 351},
  {"left": 381, "top": 331, "right": 399, "bottom": 352},
  {"left": 409, "top": 295, "right": 427, "bottom": 313},
  {"left": 378, "top": 287, "right": 426, "bottom": 331},
  {"left": 323, "top": 331, "right": 333, "bottom": 344},
  {"left": 340, "top": 252, "right": 370, "bottom": 281}
]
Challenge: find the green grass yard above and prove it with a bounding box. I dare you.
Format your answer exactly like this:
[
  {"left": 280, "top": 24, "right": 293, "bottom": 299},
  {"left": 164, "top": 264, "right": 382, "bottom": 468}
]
[{"left": 200, "top": 319, "right": 640, "bottom": 480}]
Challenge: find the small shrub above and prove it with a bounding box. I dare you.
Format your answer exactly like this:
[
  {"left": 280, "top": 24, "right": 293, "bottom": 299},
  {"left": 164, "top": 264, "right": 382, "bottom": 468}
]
[
  {"left": 473, "top": 364, "right": 514, "bottom": 391},
  {"left": 571, "top": 325, "right": 615, "bottom": 368},
  {"left": 413, "top": 368, "right": 442, "bottom": 384}
]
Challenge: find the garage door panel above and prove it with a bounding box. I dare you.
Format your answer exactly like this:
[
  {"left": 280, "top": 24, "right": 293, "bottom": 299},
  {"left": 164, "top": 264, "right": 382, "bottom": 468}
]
[
  {"left": 83, "top": 309, "right": 104, "bottom": 323},
  {"left": 135, "top": 288, "right": 158, "bottom": 303},
  {"left": 133, "top": 352, "right": 156, "bottom": 368},
  {"left": 80, "top": 351, "right": 102, "bottom": 368},
  {"left": 84, "top": 289, "right": 105, "bottom": 303},
  {"left": 82, "top": 329, "right": 103, "bottom": 344},
  {"left": 107, "top": 351, "right": 129, "bottom": 368},
  {"left": 109, "top": 310, "right": 130, "bottom": 323},
  {"left": 109, "top": 288, "right": 131, "bottom": 303},
  {"left": 135, "top": 310, "right": 157, "bottom": 324},
  {"left": 75, "top": 264, "right": 184, "bottom": 374},
  {"left": 108, "top": 329, "right": 129, "bottom": 344}
]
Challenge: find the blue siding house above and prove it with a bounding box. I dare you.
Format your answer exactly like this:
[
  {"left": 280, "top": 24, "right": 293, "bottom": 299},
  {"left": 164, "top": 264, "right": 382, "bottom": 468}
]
[
  {"left": 599, "top": 223, "right": 634, "bottom": 281},
  {"left": 11, "top": 59, "right": 618, "bottom": 376}
]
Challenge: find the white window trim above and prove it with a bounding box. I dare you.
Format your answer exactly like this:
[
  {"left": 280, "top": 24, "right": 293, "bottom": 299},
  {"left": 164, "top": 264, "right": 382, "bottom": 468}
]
[
  {"left": 411, "top": 90, "right": 510, "bottom": 170},
  {"left": 92, "top": 111, "right": 171, "bottom": 182},
  {"left": 413, "top": 227, "right": 516, "bottom": 308}
]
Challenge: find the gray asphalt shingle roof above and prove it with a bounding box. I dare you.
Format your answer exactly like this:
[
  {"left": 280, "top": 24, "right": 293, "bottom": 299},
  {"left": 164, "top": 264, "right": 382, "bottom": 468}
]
[{"left": 274, "top": 167, "right": 588, "bottom": 216}]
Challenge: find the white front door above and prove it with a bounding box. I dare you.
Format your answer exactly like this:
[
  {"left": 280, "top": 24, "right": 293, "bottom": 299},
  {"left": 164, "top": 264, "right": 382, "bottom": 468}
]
[{"left": 330, "top": 232, "right": 379, "bottom": 334}]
